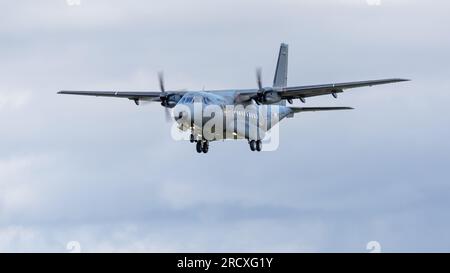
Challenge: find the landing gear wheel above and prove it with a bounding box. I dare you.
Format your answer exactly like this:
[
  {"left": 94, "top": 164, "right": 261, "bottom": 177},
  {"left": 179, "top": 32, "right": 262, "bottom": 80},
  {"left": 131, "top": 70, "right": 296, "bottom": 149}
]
[
  {"left": 190, "top": 134, "right": 195, "bottom": 143},
  {"left": 256, "top": 140, "right": 262, "bottom": 152},
  {"left": 249, "top": 140, "right": 256, "bottom": 151},
  {"left": 202, "top": 141, "right": 209, "bottom": 153},
  {"left": 196, "top": 141, "right": 202, "bottom": 153}
]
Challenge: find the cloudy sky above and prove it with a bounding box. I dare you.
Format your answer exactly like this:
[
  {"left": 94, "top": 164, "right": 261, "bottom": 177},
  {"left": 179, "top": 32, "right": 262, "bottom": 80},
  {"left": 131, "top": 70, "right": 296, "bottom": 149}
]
[{"left": 0, "top": 0, "right": 449, "bottom": 252}]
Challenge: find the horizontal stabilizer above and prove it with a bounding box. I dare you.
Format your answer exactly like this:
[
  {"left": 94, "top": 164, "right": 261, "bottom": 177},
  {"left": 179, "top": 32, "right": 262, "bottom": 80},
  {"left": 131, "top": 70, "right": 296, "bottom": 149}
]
[{"left": 289, "top": 107, "right": 354, "bottom": 113}]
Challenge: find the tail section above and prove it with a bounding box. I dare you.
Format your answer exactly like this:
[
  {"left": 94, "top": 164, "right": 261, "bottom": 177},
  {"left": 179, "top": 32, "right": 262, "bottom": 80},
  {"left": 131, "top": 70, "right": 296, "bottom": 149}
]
[{"left": 273, "top": 43, "right": 289, "bottom": 88}]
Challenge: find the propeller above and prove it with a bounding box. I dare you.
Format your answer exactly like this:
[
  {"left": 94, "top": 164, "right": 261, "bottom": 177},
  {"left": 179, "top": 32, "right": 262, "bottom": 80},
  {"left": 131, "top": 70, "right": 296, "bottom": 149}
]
[
  {"left": 254, "top": 68, "right": 282, "bottom": 105},
  {"left": 255, "top": 68, "right": 265, "bottom": 104},
  {"left": 256, "top": 68, "right": 263, "bottom": 91},
  {"left": 158, "top": 71, "right": 165, "bottom": 93},
  {"left": 158, "top": 72, "right": 172, "bottom": 122}
]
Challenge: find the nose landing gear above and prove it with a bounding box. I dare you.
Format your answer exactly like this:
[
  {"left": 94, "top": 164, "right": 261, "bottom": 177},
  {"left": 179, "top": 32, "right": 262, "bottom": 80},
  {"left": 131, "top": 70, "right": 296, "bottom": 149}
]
[{"left": 195, "top": 140, "right": 209, "bottom": 154}]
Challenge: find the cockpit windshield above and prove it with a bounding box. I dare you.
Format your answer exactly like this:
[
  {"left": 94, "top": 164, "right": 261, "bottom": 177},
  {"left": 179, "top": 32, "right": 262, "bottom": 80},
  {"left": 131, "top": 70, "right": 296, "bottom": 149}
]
[
  {"left": 179, "top": 94, "right": 214, "bottom": 105},
  {"left": 203, "top": 97, "right": 212, "bottom": 105},
  {"left": 179, "top": 96, "right": 194, "bottom": 104}
]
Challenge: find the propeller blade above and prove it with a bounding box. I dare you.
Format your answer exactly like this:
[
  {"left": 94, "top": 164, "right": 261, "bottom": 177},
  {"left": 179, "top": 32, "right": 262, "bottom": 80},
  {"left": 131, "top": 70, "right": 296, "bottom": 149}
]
[
  {"left": 165, "top": 107, "right": 172, "bottom": 122},
  {"left": 256, "top": 68, "right": 263, "bottom": 91},
  {"left": 158, "top": 71, "right": 165, "bottom": 93}
]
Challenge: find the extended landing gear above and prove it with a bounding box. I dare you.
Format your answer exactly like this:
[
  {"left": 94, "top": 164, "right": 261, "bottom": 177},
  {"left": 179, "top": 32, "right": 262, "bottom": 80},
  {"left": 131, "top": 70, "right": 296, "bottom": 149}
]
[
  {"left": 256, "top": 140, "right": 262, "bottom": 152},
  {"left": 202, "top": 141, "right": 209, "bottom": 153},
  {"left": 190, "top": 133, "right": 195, "bottom": 143},
  {"left": 249, "top": 140, "right": 262, "bottom": 152},
  {"left": 196, "top": 141, "right": 202, "bottom": 153},
  {"left": 196, "top": 140, "right": 209, "bottom": 154},
  {"left": 249, "top": 140, "right": 256, "bottom": 151}
]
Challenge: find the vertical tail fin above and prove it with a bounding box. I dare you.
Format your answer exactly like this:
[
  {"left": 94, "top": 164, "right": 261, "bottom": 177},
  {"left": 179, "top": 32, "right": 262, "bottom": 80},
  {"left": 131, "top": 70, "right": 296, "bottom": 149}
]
[
  {"left": 273, "top": 43, "right": 288, "bottom": 106},
  {"left": 273, "top": 43, "right": 289, "bottom": 88}
]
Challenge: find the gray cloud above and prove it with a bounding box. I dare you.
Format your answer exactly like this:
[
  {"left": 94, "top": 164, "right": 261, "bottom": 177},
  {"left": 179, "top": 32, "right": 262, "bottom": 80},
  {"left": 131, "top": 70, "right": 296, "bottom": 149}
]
[{"left": 0, "top": 0, "right": 449, "bottom": 252}]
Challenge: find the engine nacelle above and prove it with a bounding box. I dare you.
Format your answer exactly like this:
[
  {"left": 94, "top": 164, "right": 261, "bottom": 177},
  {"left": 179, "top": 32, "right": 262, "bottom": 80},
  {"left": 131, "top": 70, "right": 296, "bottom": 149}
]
[
  {"left": 261, "top": 91, "right": 282, "bottom": 104},
  {"left": 161, "top": 94, "right": 182, "bottom": 108}
]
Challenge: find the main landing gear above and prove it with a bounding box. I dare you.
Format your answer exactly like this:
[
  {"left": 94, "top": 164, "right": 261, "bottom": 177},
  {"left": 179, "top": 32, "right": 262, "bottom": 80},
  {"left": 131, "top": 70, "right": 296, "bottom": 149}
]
[
  {"left": 196, "top": 139, "right": 209, "bottom": 154},
  {"left": 249, "top": 140, "right": 262, "bottom": 152}
]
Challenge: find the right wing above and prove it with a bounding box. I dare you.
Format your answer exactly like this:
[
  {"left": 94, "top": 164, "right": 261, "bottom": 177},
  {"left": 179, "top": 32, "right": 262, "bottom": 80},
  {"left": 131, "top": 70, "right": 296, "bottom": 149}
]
[
  {"left": 58, "top": 90, "right": 163, "bottom": 101},
  {"left": 57, "top": 90, "right": 187, "bottom": 104}
]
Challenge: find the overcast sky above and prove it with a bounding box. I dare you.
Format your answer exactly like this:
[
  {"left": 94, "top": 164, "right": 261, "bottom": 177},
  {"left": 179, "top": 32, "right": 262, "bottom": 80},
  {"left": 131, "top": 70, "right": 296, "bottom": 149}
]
[{"left": 1, "top": 0, "right": 449, "bottom": 252}]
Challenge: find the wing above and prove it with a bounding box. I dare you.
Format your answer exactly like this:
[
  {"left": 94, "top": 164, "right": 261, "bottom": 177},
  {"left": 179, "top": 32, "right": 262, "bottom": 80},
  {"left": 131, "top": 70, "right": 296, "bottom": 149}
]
[
  {"left": 280, "top": 78, "right": 409, "bottom": 100},
  {"left": 234, "top": 78, "right": 409, "bottom": 103},
  {"left": 58, "top": 90, "right": 162, "bottom": 101},
  {"left": 58, "top": 90, "right": 187, "bottom": 104}
]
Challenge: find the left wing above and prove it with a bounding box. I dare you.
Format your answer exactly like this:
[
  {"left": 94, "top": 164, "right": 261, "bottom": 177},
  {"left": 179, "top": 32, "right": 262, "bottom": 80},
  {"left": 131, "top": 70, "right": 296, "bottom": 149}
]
[
  {"left": 279, "top": 78, "right": 409, "bottom": 100},
  {"left": 235, "top": 78, "right": 409, "bottom": 103}
]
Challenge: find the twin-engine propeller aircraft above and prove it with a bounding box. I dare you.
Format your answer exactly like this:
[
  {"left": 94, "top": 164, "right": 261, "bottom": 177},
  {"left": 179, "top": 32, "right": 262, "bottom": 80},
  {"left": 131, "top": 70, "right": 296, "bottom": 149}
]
[{"left": 58, "top": 43, "right": 409, "bottom": 153}]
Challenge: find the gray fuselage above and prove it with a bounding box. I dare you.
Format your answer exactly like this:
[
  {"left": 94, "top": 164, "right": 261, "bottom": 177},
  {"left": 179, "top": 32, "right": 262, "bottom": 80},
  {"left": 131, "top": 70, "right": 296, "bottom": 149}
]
[{"left": 173, "top": 91, "right": 292, "bottom": 142}]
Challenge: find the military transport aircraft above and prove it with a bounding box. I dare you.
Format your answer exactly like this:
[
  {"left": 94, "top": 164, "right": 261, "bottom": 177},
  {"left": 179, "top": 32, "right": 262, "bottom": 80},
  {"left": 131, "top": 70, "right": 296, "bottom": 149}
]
[{"left": 58, "top": 43, "right": 409, "bottom": 153}]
